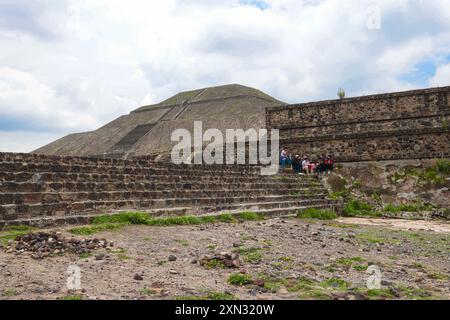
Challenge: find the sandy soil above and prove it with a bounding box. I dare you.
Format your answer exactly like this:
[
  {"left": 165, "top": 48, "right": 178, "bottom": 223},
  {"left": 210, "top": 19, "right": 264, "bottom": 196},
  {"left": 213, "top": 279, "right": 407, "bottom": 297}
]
[
  {"left": 335, "top": 218, "right": 450, "bottom": 234},
  {"left": 1, "top": 218, "right": 449, "bottom": 300}
]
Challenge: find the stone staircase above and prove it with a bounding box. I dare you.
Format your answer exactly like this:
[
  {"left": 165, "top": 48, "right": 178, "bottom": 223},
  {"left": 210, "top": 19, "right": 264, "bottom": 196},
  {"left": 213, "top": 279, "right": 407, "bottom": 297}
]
[{"left": 0, "top": 153, "right": 340, "bottom": 228}]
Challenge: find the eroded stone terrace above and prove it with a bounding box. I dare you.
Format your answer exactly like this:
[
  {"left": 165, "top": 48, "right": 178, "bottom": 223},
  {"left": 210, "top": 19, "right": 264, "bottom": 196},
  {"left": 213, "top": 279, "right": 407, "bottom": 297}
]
[{"left": 0, "top": 152, "right": 339, "bottom": 228}]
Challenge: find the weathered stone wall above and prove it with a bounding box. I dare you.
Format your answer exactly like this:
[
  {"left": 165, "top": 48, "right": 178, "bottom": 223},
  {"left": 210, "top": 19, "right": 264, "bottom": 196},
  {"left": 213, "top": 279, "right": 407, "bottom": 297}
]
[
  {"left": 267, "top": 86, "right": 450, "bottom": 161},
  {"left": 322, "top": 159, "right": 450, "bottom": 215}
]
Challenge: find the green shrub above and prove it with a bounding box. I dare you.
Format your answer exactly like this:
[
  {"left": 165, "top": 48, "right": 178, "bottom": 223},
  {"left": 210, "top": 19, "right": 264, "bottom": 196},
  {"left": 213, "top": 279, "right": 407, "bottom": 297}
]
[
  {"left": 227, "top": 273, "right": 253, "bottom": 286},
  {"left": 238, "top": 211, "right": 264, "bottom": 221},
  {"left": 436, "top": 160, "right": 450, "bottom": 175},
  {"left": 235, "top": 247, "right": 263, "bottom": 263},
  {"left": 205, "top": 291, "right": 237, "bottom": 300},
  {"left": 297, "top": 208, "right": 337, "bottom": 220},
  {"left": 329, "top": 190, "right": 351, "bottom": 200},
  {"left": 320, "top": 278, "right": 349, "bottom": 290},
  {"left": 343, "top": 200, "right": 380, "bottom": 217},
  {"left": 384, "top": 203, "right": 434, "bottom": 213},
  {"left": 92, "top": 212, "right": 150, "bottom": 225}
]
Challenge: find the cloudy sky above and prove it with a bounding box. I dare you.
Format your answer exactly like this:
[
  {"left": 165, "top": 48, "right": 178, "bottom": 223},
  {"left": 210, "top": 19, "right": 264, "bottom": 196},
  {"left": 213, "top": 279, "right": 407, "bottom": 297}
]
[{"left": 1, "top": 0, "right": 450, "bottom": 152}]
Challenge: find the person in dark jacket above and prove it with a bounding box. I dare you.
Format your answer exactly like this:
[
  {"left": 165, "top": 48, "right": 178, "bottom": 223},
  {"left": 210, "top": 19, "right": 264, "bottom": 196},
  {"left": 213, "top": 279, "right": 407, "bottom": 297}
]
[{"left": 292, "top": 155, "right": 302, "bottom": 173}]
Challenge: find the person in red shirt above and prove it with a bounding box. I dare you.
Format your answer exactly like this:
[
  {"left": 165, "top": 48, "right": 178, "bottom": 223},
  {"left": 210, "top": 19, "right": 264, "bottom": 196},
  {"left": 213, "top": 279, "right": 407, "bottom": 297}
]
[{"left": 324, "top": 156, "right": 334, "bottom": 175}]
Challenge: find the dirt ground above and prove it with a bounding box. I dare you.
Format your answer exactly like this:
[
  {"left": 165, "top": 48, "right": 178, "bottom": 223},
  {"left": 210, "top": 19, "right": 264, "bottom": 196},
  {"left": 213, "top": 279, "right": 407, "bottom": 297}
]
[{"left": 1, "top": 217, "right": 449, "bottom": 300}]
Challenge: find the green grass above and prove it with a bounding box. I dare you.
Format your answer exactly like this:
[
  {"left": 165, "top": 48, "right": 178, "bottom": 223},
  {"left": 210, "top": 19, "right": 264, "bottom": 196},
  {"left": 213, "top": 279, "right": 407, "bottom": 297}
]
[
  {"left": 334, "top": 257, "right": 366, "bottom": 267},
  {"left": 206, "top": 259, "right": 226, "bottom": 269},
  {"left": 320, "top": 278, "right": 349, "bottom": 290},
  {"left": 175, "top": 295, "right": 206, "bottom": 300},
  {"left": 234, "top": 247, "right": 263, "bottom": 263},
  {"left": 68, "top": 211, "right": 267, "bottom": 235},
  {"left": 0, "top": 225, "right": 35, "bottom": 245},
  {"left": 436, "top": 159, "right": 450, "bottom": 174},
  {"left": 175, "top": 239, "right": 189, "bottom": 247},
  {"left": 237, "top": 211, "right": 264, "bottom": 221},
  {"left": 205, "top": 291, "right": 237, "bottom": 300},
  {"left": 257, "top": 274, "right": 351, "bottom": 300},
  {"left": 259, "top": 275, "right": 284, "bottom": 293},
  {"left": 175, "top": 292, "right": 237, "bottom": 300},
  {"left": 2, "top": 289, "right": 18, "bottom": 297},
  {"left": 343, "top": 200, "right": 380, "bottom": 217},
  {"left": 297, "top": 208, "right": 337, "bottom": 220},
  {"left": 428, "top": 272, "right": 450, "bottom": 281},
  {"left": 59, "top": 295, "right": 83, "bottom": 300},
  {"left": 140, "top": 288, "right": 157, "bottom": 296},
  {"left": 353, "top": 265, "right": 369, "bottom": 271},
  {"left": 356, "top": 232, "right": 397, "bottom": 244},
  {"left": 79, "top": 253, "right": 93, "bottom": 259},
  {"left": 69, "top": 222, "right": 125, "bottom": 235},
  {"left": 228, "top": 273, "right": 253, "bottom": 286},
  {"left": 366, "top": 289, "right": 395, "bottom": 299},
  {"left": 325, "top": 222, "right": 358, "bottom": 229},
  {"left": 397, "top": 160, "right": 450, "bottom": 186},
  {"left": 258, "top": 275, "right": 354, "bottom": 300},
  {"left": 384, "top": 203, "right": 434, "bottom": 213},
  {"left": 394, "top": 285, "right": 435, "bottom": 300},
  {"left": 329, "top": 190, "right": 351, "bottom": 200}
]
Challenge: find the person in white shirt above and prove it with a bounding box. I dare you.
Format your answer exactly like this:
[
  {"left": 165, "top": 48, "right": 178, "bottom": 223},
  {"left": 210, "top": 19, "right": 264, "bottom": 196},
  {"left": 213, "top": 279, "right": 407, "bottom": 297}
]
[{"left": 302, "top": 157, "right": 310, "bottom": 174}]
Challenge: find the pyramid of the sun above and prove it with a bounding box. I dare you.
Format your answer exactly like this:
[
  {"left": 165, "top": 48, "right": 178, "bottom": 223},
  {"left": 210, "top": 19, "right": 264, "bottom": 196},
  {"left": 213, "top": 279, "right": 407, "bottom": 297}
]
[{"left": 34, "top": 84, "right": 284, "bottom": 159}]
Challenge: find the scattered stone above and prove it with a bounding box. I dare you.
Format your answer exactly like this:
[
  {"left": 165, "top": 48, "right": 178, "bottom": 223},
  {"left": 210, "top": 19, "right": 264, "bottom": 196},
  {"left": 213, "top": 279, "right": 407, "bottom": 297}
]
[
  {"left": 169, "top": 270, "right": 179, "bottom": 275},
  {"left": 4, "top": 231, "right": 107, "bottom": 259},
  {"left": 95, "top": 253, "right": 105, "bottom": 261},
  {"left": 168, "top": 255, "right": 177, "bottom": 262},
  {"left": 199, "top": 252, "right": 241, "bottom": 269},
  {"left": 133, "top": 274, "right": 143, "bottom": 281},
  {"left": 254, "top": 279, "right": 265, "bottom": 287}
]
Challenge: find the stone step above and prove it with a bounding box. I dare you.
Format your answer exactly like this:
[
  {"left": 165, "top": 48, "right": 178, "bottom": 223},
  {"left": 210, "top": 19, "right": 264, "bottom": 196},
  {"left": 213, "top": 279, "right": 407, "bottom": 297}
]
[
  {"left": 0, "top": 195, "right": 332, "bottom": 220},
  {"left": 195, "top": 199, "right": 335, "bottom": 213},
  {"left": 0, "top": 153, "right": 262, "bottom": 172},
  {"left": 0, "top": 202, "right": 337, "bottom": 229},
  {"left": 0, "top": 162, "right": 265, "bottom": 176},
  {"left": 0, "top": 171, "right": 319, "bottom": 184},
  {"left": 0, "top": 189, "right": 328, "bottom": 205},
  {"left": 0, "top": 180, "right": 323, "bottom": 193},
  {"left": 0, "top": 160, "right": 308, "bottom": 177}
]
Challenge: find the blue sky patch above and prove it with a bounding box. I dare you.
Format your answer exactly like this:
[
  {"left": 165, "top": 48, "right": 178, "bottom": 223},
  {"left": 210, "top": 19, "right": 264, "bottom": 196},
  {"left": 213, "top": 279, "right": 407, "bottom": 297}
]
[
  {"left": 240, "top": 0, "right": 269, "bottom": 10},
  {"left": 400, "top": 60, "right": 437, "bottom": 86}
]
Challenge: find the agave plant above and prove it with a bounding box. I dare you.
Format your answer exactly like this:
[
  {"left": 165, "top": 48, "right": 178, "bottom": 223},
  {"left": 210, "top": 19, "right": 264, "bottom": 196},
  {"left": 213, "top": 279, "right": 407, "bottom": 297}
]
[{"left": 338, "top": 88, "right": 346, "bottom": 99}]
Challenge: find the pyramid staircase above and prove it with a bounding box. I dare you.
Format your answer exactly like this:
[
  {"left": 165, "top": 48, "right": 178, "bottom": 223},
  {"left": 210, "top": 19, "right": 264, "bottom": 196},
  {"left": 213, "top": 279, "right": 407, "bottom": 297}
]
[{"left": 0, "top": 153, "right": 340, "bottom": 228}]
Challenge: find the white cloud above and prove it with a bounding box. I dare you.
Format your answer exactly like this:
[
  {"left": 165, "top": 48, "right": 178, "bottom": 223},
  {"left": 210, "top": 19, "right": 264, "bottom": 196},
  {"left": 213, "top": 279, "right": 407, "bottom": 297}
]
[
  {"left": 1, "top": 0, "right": 450, "bottom": 152},
  {"left": 0, "top": 67, "right": 99, "bottom": 131},
  {"left": 0, "top": 130, "right": 61, "bottom": 153},
  {"left": 430, "top": 63, "right": 450, "bottom": 87}
]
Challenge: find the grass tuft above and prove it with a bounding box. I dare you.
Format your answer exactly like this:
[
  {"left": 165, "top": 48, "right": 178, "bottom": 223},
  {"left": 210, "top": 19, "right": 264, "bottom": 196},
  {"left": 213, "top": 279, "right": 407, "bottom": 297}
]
[
  {"left": 343, "top": 200, "right": 380, "bottom": 217},
  {"left": 227, "top": 273, "right": 253, "bottom": 286},
  {"left": 59, "top": 295, "right": 83, "bottom": 300},
  {"left": 297, "top": 208, "right": 337, "bottom": 220},
  {"left": 0, "top": 225, "right": 35, "bottom": 245},
  {"left": 68, "top": 212, "right": 248, "bottom": 235},
  {"left": 384, "top": 203, "right": 434, "bottom": 213}
]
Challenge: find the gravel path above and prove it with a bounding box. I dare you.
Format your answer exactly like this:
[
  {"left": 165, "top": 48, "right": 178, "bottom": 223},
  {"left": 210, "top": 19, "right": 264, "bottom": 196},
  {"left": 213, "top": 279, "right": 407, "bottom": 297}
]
[{"left": 1, "top": 218, "right": 449, "bottom": 300}]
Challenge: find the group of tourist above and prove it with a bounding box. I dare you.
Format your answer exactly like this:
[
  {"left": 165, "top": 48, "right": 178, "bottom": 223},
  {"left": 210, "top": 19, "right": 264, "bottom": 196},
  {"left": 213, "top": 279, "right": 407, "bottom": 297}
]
[{"left": 279, "top": 149, "right": 334, "bottom": 175}]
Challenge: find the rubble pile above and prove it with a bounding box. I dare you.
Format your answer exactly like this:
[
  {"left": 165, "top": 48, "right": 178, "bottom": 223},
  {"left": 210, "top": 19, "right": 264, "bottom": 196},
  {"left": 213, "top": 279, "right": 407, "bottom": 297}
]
[
  {"left": 4, "top": 231, "right": 109, "bottom": 259},
  {"left": 199, "top": 252, "right": 241, "bottom": 269}
]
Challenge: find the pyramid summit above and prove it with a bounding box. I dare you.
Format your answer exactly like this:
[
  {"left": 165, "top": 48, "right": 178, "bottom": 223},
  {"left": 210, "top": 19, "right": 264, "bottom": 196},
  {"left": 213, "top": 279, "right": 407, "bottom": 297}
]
[{"left": 34, "top": 84, "right": 285, "bottom": 159}]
